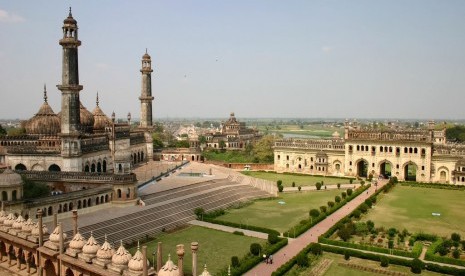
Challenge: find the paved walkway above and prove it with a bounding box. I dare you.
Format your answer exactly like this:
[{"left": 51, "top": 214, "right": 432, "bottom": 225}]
[
  {"left": 245, "top": 180, "right": 387, "bottom": 276},
  {"left": 188, "top": 220, "right": 270, "bottom": 239}
]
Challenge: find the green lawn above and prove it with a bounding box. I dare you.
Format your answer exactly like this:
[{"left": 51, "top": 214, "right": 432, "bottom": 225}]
[
  {"left": 241, "top": 171, "right": 356, "bottom": 187},
  {"left": 363, "top": 185, "right": 465, "bottom": 237},
  {"left": 131, "top": 226, "right": 266, "bottom": 275},
  {"left": 217, "top": 190, "right": 343, "bottom": 233}
]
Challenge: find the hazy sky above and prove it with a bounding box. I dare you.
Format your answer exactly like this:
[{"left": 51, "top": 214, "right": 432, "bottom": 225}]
[{"left": 1, "top": 1, "right": 465, "bottom": 120}]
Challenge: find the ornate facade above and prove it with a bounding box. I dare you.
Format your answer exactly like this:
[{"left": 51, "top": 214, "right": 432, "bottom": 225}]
[
  {"left": 0, "top": 10, "right": 154, "bottom": 176},
  {"left": 274, "top": 121, "right": 465, "bottom": 184}
]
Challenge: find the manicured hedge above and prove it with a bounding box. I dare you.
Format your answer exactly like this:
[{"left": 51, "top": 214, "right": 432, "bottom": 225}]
[
  {"left": 423, "top": 262, "right": 465, "bottom": 276},
  {"left": 218, "top": 237, "right": 288, "bottom": 276},
  {"left": 401, "top": 182, "right": 465, "bottom": 190},
  {"left": 203, "top": 217, "right": 280, "bottom": 236},
  {"left": 425, "top": 238, "right": 465, "bottom": 267},
  {"left": 283, "top": 184, "right": 370, "bottom": 238},
  {"left": 271, "top": 243, "right": 317, "bottom": 276}
]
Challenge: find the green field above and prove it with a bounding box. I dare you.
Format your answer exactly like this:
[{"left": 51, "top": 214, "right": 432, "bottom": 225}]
[
  {"left": 363, "top": 185, "right": 465, "bottom": 237},
  {"left": 131, "top": 226, "right": 265, "bottom": 275},
  {"left": 287, "top": 252, "right": 446, "bottom": 276},
  {"left": 217, "top": 190, "right": 343, "bottom": 233},
  {"left": 241, "top": 171, "right": 356, "bottom": 187}
]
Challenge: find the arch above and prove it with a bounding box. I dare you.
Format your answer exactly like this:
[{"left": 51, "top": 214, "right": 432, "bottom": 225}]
[
  {"left": 12, "top": 190, "right": 17, "bottom": 201},
  {"left": 96, "top": 197, "right": 100, "bottom": 205},
  {"left": 83, "top": 200, "right": 87, "bottom": 208},
  {"left": 77, "top": 200, "right": 82, "bottom": 209},
  {"left": 105, "top": 194, "right": 109, "bottom": 202},
  {"left": 84, "top": 164, "right": 90, "bottom": 172},
  {"left": 117, "top": 189, "right": 122, "bottom": 198},
  {"left": 14, "top": 163, "right": 27, "bottom": 171},
  {"left": 65, "top": 268, "right": 74, "bottom": 276},
  {"left": 378, "top": 160, "right": 393, "bottom": 178},
  {"left": 100, "top": 195, "right": 104, "bottom": 203},
  {"left": 63, "top": 203, "right": 68, "bottom": 212},
  {"left": 69, "top": 202, "right": 73, "bottom": 210},
  {"left": 126, "top": 188, "right": 131, "bottom": 199},
  {"left": 44, "top": 259, "right": 57, "bottom": 276},
  {"left": 118, "top": 164, "right": 122, "bottom": 173},
  {"left": 97, "top": 162, "right": 102, "bottom": 173},
  {"left": 141, "top": 151, "right": 144, "bottom": 161},
  {"left": 437, "top": 166, "right": 449, "bottom": 183},
  {"left": 87, "top": 198, "right": 91, "bottom": 207},
  {"left": 137, "top": 152, "right": 141, "bottom": 163},
  {"left": 133, "top": 153, "right": 137, "bottom": 164},
  {"left": 48, "top": 164, "right": 61, "bottom": 172},
  {"left": 58, "top": 204, "right": 62, "bottom": 214},
  {"left": 298, "top": 164, "right": 302, "bottom": 169},
  {"left": 1, "top": 191, "right": 7, "bottom": 201},
  {"left": 91, "top": 163, "right": 96, "bottom": 173},
  {"left": 103, "top": 159, "right": 107, "bottom": 172},
  {"left": 403, "top": 162, "right": 418, "bottom": 181},
  {"left": 356, "top": 159, "right": 369, "bottom": 177}
]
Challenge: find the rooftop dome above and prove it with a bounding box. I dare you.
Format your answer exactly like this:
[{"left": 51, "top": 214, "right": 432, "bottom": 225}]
[
  {"left": 142, "top": 49, "right": 151, "bottom": 60},
  {"left": 69, "top": 231, "right": 87, "bottom": 250},
  {"left": 111, "top": 240, "right": 132, "bottom": 266},
  {"left": 12, "top": 215, "right": 25, "bottom": 230},
  {"left": 199, "top": 264, "right": 212, "bottom": 276},
  {"left": 96, "top": 235, "right": 115, "bottom": 261},
  {"left": 157, "top": 254, "right": 178, "bottom": 276},
  {"left": 80, "top": 102, "right": 95, "bottom": 133},
  {"left": 24, "top": 85, "right": 61, "bottom": 135},
  {"left": 63, "top": 8, "right": 77, "bottom": 25},
  {"left": 49, "top": 225, "right": 67, "bottom": 243},
  {"left": 21, "top": 218, "right": 35, "bottom": 233},
  {"left": 92, "top": 93, "right": 111, "bottom": 131},
  {"left": 128, "top": 245, "right": 147, "bottom": 272},
  {"left": 82, "top": 232, "right": 100, "bottom": 255},
  {"left": 332, "top": 131, "right": 340, "bottom": 138},
  {"left": 3, "top": 213, "right": 16, "bottom": 227},
  {"left": 31, "top": 222, "right": 48, "bottom": 236},
  {"left": 0, "top": 169, "right": 23, "bottom": 188}
]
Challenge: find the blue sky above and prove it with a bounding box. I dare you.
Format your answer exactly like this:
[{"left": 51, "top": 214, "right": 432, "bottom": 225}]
[{"left": 1, "top": 1, "right": 465, "bottom": 120}]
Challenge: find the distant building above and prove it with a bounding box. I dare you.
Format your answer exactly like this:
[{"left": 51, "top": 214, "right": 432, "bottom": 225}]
[
  {"left": 274, "top": 120, "right": 465, "bottom": 184},
  {"left": 204, "top": 112, "right": 262, "bottom": 150}
]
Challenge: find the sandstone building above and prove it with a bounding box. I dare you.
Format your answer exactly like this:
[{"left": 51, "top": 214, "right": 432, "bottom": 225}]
[{"left": 274, "top": 120, "right": 465, "bottom": 184}]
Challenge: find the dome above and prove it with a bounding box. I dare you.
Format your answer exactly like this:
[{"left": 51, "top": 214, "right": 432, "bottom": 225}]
[
  {"left": 63, "top": 8, "right": 77, "bottom": 25},
  {"left": 69, "top": 231, "right": 87, "bottom": 250},
  {"left": 31, "top": 223, "right": 48, "bottom": 236},
  {"left": 3, "top": 213, "right": 16, "bottom": 227},
  {"left": 82, "top": 233, "right": 100, "bottom": 255},
  {"left": 332, "top": 131, "right": 340, "bottom": 138},
  {"left": 92, "top": 94, "right": 111, "bottom": 131},
  {"left": 142, "top": 51, "right": 151, "bottom": 60},
  {"left": 157, "top": 255, "right": 178, "bottom": 276},
  {"left": 0, "top": 169, "right": 23, "bottom": 187},
  {"left": 25, "top": 86, "right": 61, "bottom": 135},
  {"left": 49, "top": 225, "right": 67, "bottom": 243},
  {"left": 199, "top": 264, "right": 212, "bottom": 276},
  {"left": 96, "top": 236, "right": 115, "bottom": 261},
  {"left": 128, "top": 246, "right": 147, "bottom": 272},
  {"left": 80, "top": 102, "right": 95, "bottom": 132},
  {"left": 21, "top": 218, "right": 35, "bottom": 233},
  {"left": 111, "top": 241, "right": 132, "bottom": 266},
  {"left": 12, "top": 215, "right": 25, "bottom": 230}
]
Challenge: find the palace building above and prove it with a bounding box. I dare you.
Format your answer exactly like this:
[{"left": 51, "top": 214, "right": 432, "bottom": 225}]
[
  {"left": 0, "top": 9, "right": 154, "bottom": 176},
  {"left": 274, "top": 120, "right": 465, "bottom": 184}
]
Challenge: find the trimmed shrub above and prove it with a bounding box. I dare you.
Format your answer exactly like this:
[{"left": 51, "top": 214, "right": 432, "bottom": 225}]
[
  {"left": 344, "top": 250, "right": 350, "bottom": 260},
  {"left": 298, "top": 186, "right": 301, "bottom": 191},
  {"left": 233, "top": 231, "right": 244, "bottom": 236},
  {"left": 380, "top": 256, "right": 389, "bottom": 267},
  {"left": 268, "top": 233, "right": 279, "bottom": 245},
  {"left": 341, "top": 192, "right": 347, "bottom": 199},
  {"left": 277, "top": 180, "right": 282, "bottom": 187},
  {"left": 327, "top": 201, "right": 335, "bottom": 208},
  {"left": 292, "top": 182, "right": 295, "bottom": 187},
  {"left": 411, "top": 258, "right": 424, "bottom": 274},
  {"left": 296, "top": 252, "right": 309, "bottom": 267},
  {"left": 320, "top": 205, "right": 327, "bottom": 213},
  {"left": 309, "top": 209, "right": 320, "bottom": 218},
  {"left": 352, "top": 209, "right": 361, "bottom": 219},
  {"left": 337, "top": 183, "right": 341, "bottom": 189},
  {"left": 452, "top": 249, "right": 460, "bottom": 259},
  {"left": 451, "top": 233, "right": 461, "bottom": 242},
  {"left": 315, "top": 182, "right": 322, "bottom": 190},
  {"left": 231, "top": 256, "right": 240, "bottom": 267},
  {"left": 310, "top": 243, "right": 322, "bottom": 255},
  {"left": 347, "top": 188, "right": 353, "bottom": 196},
  {"left": 250, "top": 243, "right": 262, "bottom": 256},
  {"left": 278, "top": 185, "right": 284, "bottom": 192},
  {"left": 335, "top": 195, "right": 341, "bottom": 203}
]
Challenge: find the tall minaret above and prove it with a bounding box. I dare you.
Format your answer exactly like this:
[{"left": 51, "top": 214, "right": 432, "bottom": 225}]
[
  {"left": 139, "top": 49, "right": 154, "bottom": 129},
  {"left": 57, "top": 8, "right": 83, "bottom": 171}
]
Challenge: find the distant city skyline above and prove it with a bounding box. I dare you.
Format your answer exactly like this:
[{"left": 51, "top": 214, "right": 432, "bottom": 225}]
[{"left": 1, "top": 1, "right": 465, "bottom": 120}]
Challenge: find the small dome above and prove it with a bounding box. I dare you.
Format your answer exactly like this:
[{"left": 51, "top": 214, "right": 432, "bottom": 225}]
[
  {"left": 49, "top": 225, "right": 67, "bottom": 243},
  {"left": 3, "top": 213, "right": 16, "bottom": 227},
  {"left": 332, "top": 131, "right": 340, "bottom": 138},
  {"left": 0, "top": 169, "right": 23, "bottom": 187},
  {"left": 157, "top": 255, "right": 178, "bottom": 276},
  {"left": 69, "top": 231, "right": 87, "bottom": 250},
  {"left": 111, "top": 241, "right": 132, "bottom": 266},
  {"left": 21, "top": 218, "right": 35, "bottom": 233},
  {"left": 93, "top": 106, "right": 111, "bottom": 131},
  {"left": 31, "top": 223, "right": 48, "bottom": 236},
  {"left": 12, "top": 215, "right": 25, "bottom": 230},
  {"left": 199, "top": 264, "right": 212, "bottom": 276},
  {"left": 82, "top": 233, "right": 100, "bottom": 255},
  {"left": 96, "top": 236, "right": 115, "bottom": 260},
  {"left": 142, "top": 52, "right": 151, "bottom": 60},
  {"left": 63, "top": 9, "right": 77, "bottom": 25},
  {"left": 128, "top": 246, "right": 147, "bottom": 272},
  {"left": 80, "top": 102, "right": 95, "bottom": 133}
]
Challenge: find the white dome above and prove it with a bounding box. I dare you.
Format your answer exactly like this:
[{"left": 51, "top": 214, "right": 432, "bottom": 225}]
[
  {"left": 31, "top": 223, "right": 48, "bottom": 236},
  {"left": 49, "top": 225, "right": 67, "bottom": 243},
  {"left": 128, "top": 247, "right": 146, "bottom": 272},
  {"left": 3, "top": 213, "right": 16, "bottom": 227},
  {"left": 21, "top": 218, "right": 35, "bottom": 233},
  {"left": 69, "top": 232, "right": 87, "bottom": 250},
  {"left": 96, "top": 236, "right": 114, "bottom": 261},
  {"left": 111, "top": 241, "right": 131, "bottom": 266},
  {"left": 157, "top": 255, "right": 178, "bottom": 276},
  {"left": 82, "top": 232, "right": 100, "bottom": 255},
  {"left": 199, "top": 264, "right": 212, "bottom": 276}
]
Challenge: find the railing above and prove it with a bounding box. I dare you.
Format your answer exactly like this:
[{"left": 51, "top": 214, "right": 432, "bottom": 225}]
[{"left": 17, "top": 170, "right": 137, "bottom": 183}]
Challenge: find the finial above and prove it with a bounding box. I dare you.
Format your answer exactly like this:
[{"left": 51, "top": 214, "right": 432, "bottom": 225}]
[
  {"left": 146, "top": 48, "right": 148, "bottom": 54},
  {"left": 121, "top": 240, "right": 123, "bottom": 247},
  {"left": 104, "top": 234, "right": 107, "bottom": 242},
  {"left": 90, "top": 230, "right": 93, "bottom": 237},
  {"left": 96, "top": 92, "right": 99, "bottom": 107},
  {"left": 167, "top": 253, "right": 171, "bottom": 261},
  {"left": 137, "top": 240, "right": 140, "bottom": 250},
  {"left": 69, "top": 7, "right": 72, "bottom": 17},
  {"left": 204, "top": 264, "right": 208, "bottom": 271},
  {"left": 228, "top": 265, "right": 231, "bottom": 276},
  {"left": 43, "top": 84, "right": 48, "bottom": 103}
]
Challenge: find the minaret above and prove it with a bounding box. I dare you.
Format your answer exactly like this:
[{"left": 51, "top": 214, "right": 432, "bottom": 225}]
[
  {"left": 57, "top": 8, "right": 83, "bottom": 171},
  {"left": 139, "top": 49, "right": 154, "bottom": 129}
]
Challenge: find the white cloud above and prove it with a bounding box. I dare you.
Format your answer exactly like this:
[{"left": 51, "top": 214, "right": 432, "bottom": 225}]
[
  {"left": 0, "top": 9, "right": 25, "bottom": 23},
  {"left": 322, "top": 46, "right": 333, "bottom": 53}
]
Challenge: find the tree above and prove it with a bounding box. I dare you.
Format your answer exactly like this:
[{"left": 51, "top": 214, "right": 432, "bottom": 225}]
[
  {"left": 152, "top": 133, "right": 164, "bottom": 149},
  {"left": 309, "top": 209, "right": 320, "bottom": 218},
  {"left": 388, "top": 239, "right": 394, "bottom": 249},
  {"left": 298, "top": 186, "right": 302, "bottom": 191},
  {"left": 7, "top": 127, "right": 25, "bottom": 136},
  {"left": 268, "top": 233, "right": 279, "bottom": 244},
  {"left": 250, "top": 243, "right": 262, "bottom": 256},
  {"left": 344, "top": 250, "right": 350, "bottom": 260},
  {"left": 277, "top": 180, "right": 282, "bottom": 187},
  {"left": 347, "top": 188, "right": 353, "bottom": 196},
  {"left": 338, "top": 226, "right": 352, "bottom": 242},
  {"left": 341, "top": 192, "right": 347, "bottom": 199},
  {"left": 451, "top": 233, "right": 461, "bottom": 243},
  {"left": 337, "top": 183, "right": 341, "bottom": 189},
  {"left": 380, "top": 256, "right": 389, "bottom": 267},
  {"left": 327, "top": 201, "right": 335, "bottom": 208},
  {"left": 292, "top": 182, "right": 295, "bottom": 187},
  {"left": 410, "top": 258, "right": 424, "bottom": 274},
  {"left": 335, "top": 196, "right": 341, "bottom": 203},
  {"left": 218, "top": 140, "right": 226, "bottom": 149},
  {"left": 366, "top": 220, "right": 375, "bottom": 232},
  {"left": 0, "top": 124, "right": 6, "bottom": 136},
  {"left": 315, "top": 182, "right": 322, "bottom": 190},
  {"left": 452, "top": 249, "right": 460, "bottom": 259},
  {"left": 446, "top": 125, "right": 465, "bottom": 142},
  {"left": 296, "top": 253, "right": 309, "bottom": 267},
  {"left": 388, "top": 228, "right": 397, "bottom": 238},
  {"left": 278, "top": 185, "right": 284, "bottom": 192},
  {"left": 319, "top": 205, "right": 327, "bottom": 213},
  {"left": 352, "top": 210, "right": 361, "bottom": 219},
  {"left": 198, "top": 135, "right": 207, "bottom": 144},
  {"left": 23, "top": 177, "right": 50, "bottom": 199},
  {"left": 359, "top": 203, "right": 369, "bottom": 213},
  {"left": 252, "top": 135, "right": 275, "bottom": 163},
  {"left": 310, "top": 243, "right": 322, "bottom": 255},
  {"left": 231, "top": 256, "right": 240, "bottom": 267},
  {"left": 194, "top": 208, "right": 205, "bottom": 220}
]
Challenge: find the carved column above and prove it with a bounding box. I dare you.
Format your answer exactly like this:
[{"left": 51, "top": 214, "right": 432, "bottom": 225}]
[
  {"left": 176, "top": 244, "right": 184, "bottom": 276},
  {"left": 191, "top": 242, "right": 198, "bottom": 276},
  {"left": 156, "top": 242, "right": 162, "bottom": 272},
  {"left": 72, "top": 209, "right": 78, "bottom": 236}
]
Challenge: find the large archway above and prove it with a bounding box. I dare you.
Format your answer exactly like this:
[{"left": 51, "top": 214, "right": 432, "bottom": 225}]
[
  {"left": 357, "top": 160, "right": 368, "bottom": 177},
  {"left": 48, "top": 164, "right": 61, "bottom": 172},
  {"left": 15, "top": 163, "right": 27, "bottom": 171},
  {"left": 404, "top": 162, "right": 417, "bottom": 181},
  {"left": 379, "top": 161, "right": 392, "bottom": 178}
]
